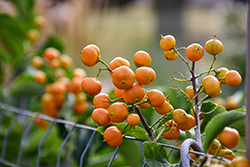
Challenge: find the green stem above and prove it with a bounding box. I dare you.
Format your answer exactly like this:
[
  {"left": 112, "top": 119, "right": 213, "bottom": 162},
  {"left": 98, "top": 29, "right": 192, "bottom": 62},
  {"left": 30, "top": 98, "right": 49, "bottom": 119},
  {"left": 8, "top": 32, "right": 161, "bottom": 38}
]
[
  {"left": 173, "top": 47, "right": 192, "bottom": 72},
  {"left": 165, "top": 89, "right": 173, "bottom": 101},
  {"left": 121, "top": 124, "right": 130, "bottom": 134},
  {"left": 98, "top": 58, "right": 113, "bottom": 73},
  {"left": 170, "top": 75, "right": 190, "bottom": 83},
  {"left": 154, "top": 126, "right": 166, "bottom": 142},
  {"left": 207, "top": 55, "right": 217, "bottom": 76},
  {"left": 150, "top": 114, "right": 170, "bottom": 129}
]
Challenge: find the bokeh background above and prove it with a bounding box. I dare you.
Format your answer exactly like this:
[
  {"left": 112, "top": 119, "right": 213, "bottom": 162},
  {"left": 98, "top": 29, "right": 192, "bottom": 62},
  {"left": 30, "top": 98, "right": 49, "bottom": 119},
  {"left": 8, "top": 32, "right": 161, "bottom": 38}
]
[{"left": 0, "top": 0, "right": 248, "bottom": 166}]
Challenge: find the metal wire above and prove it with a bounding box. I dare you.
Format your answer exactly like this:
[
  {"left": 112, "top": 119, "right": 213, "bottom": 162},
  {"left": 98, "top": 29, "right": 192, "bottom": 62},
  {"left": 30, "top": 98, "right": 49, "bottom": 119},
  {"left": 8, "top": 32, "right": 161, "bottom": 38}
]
[
  {"left": 17, "top": 114, "right": 37, "bottom": 166},
  {"left": 56, "top": 124, "right": 76, "bottom": 167},
  {"left": 1, "top": 114, "right": 19, "bottom": 161},
  {"left": 36, "top": 119, "right": 56, "bottom": 167},
  {"left": 108, "top": 146, "right": 120, "bottom": 167},
  {"left": 79, "top": 130, "right": 97, "bottom": 167}
]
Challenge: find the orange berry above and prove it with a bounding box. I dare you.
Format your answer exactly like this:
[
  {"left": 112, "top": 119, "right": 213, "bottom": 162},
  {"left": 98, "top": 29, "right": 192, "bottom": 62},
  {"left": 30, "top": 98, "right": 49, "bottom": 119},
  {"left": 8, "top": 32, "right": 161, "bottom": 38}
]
[
  {"left": 26, "top": 29, "right": 40, "bottom": 42},
  {"left": 103, "top": 126, "right": 123, "bottom": 147},
  {"left": 81, "top": 77, "right": 102, "bottom": 96},
  {"left": 173, "top": 109, "right": 188, "bottom": 125},
  {"left": 135, "top": 67, "right": 156, "bottom": 85},
  {"left": 215, "top": 67, "right": 229, "bottom": 84},
  {"left": 92, "top": 108, "right": 110, "bottom": 126},
  {"left": 112, "top": 65, "right": 135, "bottom": 90},
  {"left": 126, "top": 114, "right": 140, "bottom": 126},
  {"left": 31, "top": 56, "right": 43, "bottom": 69},
  {"left": 114, "top": 87, "right": 124, "bottom": 101},
  {"left": 80, "top": 44, "right": 100, "bottom": 67},
  {"left": 147, "top": 89, "right": 165, "bottom": 107},
  {"left": 154, "top": 101, "right": 174, "bottom": 115},
  {"left": 75, "top": 92, "right": 87, "bottom": 103},
  {"left": 161, "top": 120, "right": 180, "bottom": 140},
  {"left": 34, "top": 117, "right": 47, "bottom": 130},
  {"left": 208, "top": 139, "right": 221, "bottom": 155},
  {"left": 218, "top": 127, "right": 240, "bottom": 149},
  {"left": 108, "top": 102, "right": 128, "bottom": 123},
  {"left": 160, "top": 35, "right": 176, "bottom": 51},
  {"left": 34, "top": 70, "right": 47, "bottom": 84},
  {"left": 122, "top": 83, "right": 146, "bottom": 104},
  {"left": 163, "top": 49, "right": 178, "bottom": 61},
  {"left": 226, "top": 96, "right": 239, "bottom": 110},
  {"left": 217, "top": 148, "right": 235, "bottom": 160},
  {"left": 186, "top": 43, "right": 204, "bottom": 62},
  {"left": 231, "top": 156, "right": 250, "bottom": 167},
  {"left": 72, "top": 68, "right": 87, "bottom": 79},
  {"left": 60, "top": 54, "right": 73, "bottom": 69},
  {"left": 49, "top": 58, "right": 61, "bottom": 69},
  {"left": 93, "top": 93, "right": 110, "bottom": 109},
  {"left": 73, "top": 101, "right": 89, "bottom": 115},
  {"left": 202, "top": 76, "right": 221, "bottom": 97},
  {"left": 185, "top": 85, "right": 196, "bottom": 99},
  {"left": 43, "top": 47, "right": 60, "bottom": 61},
  {"left": 205, "top": 35, "right": 223, "bottom": 55},
  {"left": 34, "top": 15, "right": 47, "bottom": 28},
  {"left": 225, "top": 70, "right": 242, "bottom": 87},
  {"left": 108, "top": 57, "right": 130, "bottom": 71},
  {"left": 55, "top": 68, "right": 66, "bottom": 78},
  {"left": 213, "top": 97, "right": 226, "bottom": 107},
  {"left": 68, "top": 77, "right": 82, "bottom": 94},
  {"left": 177, "top": 114, "right": 195, "bottom": 131},
  {"left": 133, "top": 50, "right": 152, "bottom": 67}
]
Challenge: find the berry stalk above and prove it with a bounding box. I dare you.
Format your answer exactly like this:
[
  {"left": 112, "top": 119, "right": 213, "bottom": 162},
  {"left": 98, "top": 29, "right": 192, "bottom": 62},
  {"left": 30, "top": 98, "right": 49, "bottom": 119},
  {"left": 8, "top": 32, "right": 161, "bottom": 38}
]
[
  {"left": 191, "top": 61, "right": 203, "bottom": 149},
  {"left": 134, "top": 106, "right": 155, "bottom": 141}
]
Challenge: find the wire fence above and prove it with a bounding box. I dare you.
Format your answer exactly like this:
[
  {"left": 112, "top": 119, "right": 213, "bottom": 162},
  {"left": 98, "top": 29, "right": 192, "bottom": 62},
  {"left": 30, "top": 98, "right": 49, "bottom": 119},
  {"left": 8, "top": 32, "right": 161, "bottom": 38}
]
[{"left": 0, "top": 102, "right": 225, "bottom": 167}]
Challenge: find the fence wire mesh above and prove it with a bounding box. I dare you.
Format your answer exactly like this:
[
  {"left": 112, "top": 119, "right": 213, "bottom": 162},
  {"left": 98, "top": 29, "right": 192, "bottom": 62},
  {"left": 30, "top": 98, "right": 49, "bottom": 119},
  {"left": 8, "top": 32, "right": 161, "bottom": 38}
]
[{"left": 0, "top": 102, "right": 218, "bottom": 167}]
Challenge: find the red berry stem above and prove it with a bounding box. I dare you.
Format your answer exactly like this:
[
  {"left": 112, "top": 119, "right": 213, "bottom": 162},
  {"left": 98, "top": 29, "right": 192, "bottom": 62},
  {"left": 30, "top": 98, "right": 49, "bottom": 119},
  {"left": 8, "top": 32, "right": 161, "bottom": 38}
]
[
  {"left": 191, "top": 61, "right": 203, "bottom": 149},
  {"left": 134, "top": 106, "right": 155, "bottom": 141}
]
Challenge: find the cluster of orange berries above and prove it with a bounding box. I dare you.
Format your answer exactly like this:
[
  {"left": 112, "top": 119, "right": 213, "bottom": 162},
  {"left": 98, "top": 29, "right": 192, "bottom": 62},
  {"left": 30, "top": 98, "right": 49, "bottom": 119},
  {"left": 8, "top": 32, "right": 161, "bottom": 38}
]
[
  {"left": 32, "top": 47, "right": 89, "bottom": 123},
  {"left": 26, "top": 15, "right": 47, "bottom": 42},
  {"left": 80, "top": 44, "right": 182, "bottom": 147},
  {"left": 207, "top": 127, "right": 250, "bottom": 166},
  {"left": 160, "top": 35, "right": 242, "bottom": 99}
]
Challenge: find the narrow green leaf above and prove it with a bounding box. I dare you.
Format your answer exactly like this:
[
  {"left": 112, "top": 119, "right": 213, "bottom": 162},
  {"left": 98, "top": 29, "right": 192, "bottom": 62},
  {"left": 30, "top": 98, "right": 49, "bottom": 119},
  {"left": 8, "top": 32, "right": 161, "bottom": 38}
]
[
  {"left": 203, "top": 110, "right": 246, "bottom": 152},
  {"left": 200, "top": 101, "right": 217, "bottom": 114},
  {"left": 229, "top": 109, "right": 246, "bottom": 136},
  {"left": 200, "top": 105, "right": 227, "bottom": 133},
  {"left": 143, "top": 141, "right": 170, "bottom": 167}
]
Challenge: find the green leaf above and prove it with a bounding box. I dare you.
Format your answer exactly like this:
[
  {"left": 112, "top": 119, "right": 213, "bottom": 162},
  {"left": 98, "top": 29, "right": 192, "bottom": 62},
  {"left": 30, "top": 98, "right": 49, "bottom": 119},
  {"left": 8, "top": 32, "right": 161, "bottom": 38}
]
[
  {"left": 9, "top": 0, "right": 34, "bottom": 19},
  {"left": 0, "top": 14, "right": 26, "bottom": 37},
  {"left": 229, "top": 109, "right": 246, "bottom": 136},
  {"left": 96, "top": 123, "right": 149, "bottom": 141},
  {"left": 0, "top": 29, "right": 24, "bottom": 67},
  {"left": 43, "top": 37, "right": 64, "bottom": 53},
  {"left": 10, "top": 75, "right": 44, "bottom": 96},
  {"left": 200, "top": 105, "right": 227, "bottom": 133},
  {"left": 143, "top": 142, "right": 170, "bottom": 167},
  {"left": 203, "top": 110, "right": 246, "bottom": 153},
  {"left": 200, "top": 101, "right": 218, "bottom": 114}
]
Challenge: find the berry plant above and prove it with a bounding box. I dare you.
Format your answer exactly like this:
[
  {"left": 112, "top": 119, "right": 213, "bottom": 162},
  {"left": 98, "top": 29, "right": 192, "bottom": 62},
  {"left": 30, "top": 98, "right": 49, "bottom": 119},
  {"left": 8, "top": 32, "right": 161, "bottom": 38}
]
[{"left": 79, "top": 35, "right": 249, "bottom": 166}]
